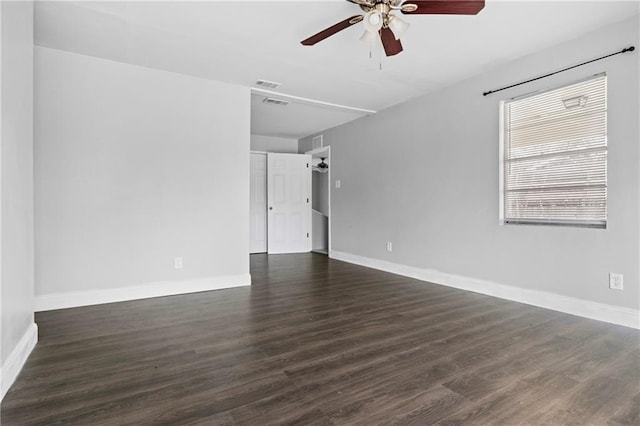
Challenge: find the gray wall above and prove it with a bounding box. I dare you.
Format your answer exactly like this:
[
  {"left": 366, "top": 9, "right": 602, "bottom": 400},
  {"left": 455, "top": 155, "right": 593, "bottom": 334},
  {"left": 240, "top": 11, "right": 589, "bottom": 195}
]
[
  {"left": 35, "top": 47, "right": 250, "bottom": 298},
  {"left": 1, "top": 0, "right": 35, "bottom": 363},
  {"left": 250, "top": 134, "right": 298, "bottom": 153},
  {"left": 312, "top": 170, "right": 329, "bottom": 216},
  {"left": 300, "top": 17, "right": 639, "bottom": 310}
]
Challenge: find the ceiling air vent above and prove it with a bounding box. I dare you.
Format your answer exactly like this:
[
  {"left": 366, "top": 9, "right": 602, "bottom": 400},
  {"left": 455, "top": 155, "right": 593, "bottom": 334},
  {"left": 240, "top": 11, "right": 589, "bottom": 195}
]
[
  {"left": 263, "top": 97, "right": 290, "bottom": 106},
  {"left": 255, "top": 80, "right": 282, "bottom": 89}
]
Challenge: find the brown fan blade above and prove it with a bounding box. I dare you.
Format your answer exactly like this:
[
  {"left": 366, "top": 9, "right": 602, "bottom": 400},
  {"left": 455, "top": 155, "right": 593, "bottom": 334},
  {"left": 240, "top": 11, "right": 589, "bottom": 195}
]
[
  {"left": 379, "top": 27, "right": 403, "bottom": 56},
  {"left": 301, "top": 15, "right": 364, "bottom": 46},
  {"left": 402, "top": 0, "right": 485, "bottom": 15}
]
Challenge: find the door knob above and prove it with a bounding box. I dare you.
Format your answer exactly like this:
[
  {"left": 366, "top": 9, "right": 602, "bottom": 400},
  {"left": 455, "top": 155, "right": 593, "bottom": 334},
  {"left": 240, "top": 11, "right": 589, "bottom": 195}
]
[{"left": 269, "top": 207, "right": 273, "bottom": 210}]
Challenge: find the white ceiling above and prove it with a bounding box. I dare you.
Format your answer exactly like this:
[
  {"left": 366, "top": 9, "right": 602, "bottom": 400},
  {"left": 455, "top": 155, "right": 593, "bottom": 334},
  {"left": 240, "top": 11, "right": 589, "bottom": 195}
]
[{"left": 35, "top": 1, "right": 639, "bottom": 139}]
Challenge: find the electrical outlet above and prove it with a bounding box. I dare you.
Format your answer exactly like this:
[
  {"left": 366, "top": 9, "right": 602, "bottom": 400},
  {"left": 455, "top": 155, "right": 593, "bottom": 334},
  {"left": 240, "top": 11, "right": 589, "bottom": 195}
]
[
  {"left": 335, "top": 180, "right": 341, "bottom": 189},
  {"left": 609, "top": 273, "right": 623, "bottom": 290},
  {"left": 174, "top": 257, "right": 183, "bottom": 270},
  {"left": 386, "top": 242, "right": 393, "bottom": 252}
]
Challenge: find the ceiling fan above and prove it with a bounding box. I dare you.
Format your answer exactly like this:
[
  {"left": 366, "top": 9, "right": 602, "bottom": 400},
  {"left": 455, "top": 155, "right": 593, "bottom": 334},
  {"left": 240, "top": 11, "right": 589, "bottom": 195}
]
[
  {"left": 312, "top": 158, "right": 329, "bottom": 173},
  {"left": 301, "top": 0, "right": 485, "bottom": 57}
]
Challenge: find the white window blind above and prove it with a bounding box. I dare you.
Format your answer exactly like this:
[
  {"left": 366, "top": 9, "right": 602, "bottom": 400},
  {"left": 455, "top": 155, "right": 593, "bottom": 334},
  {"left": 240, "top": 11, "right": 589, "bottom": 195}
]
[{"left": 501, "top": 75, "right": 607, "bottom": 228}]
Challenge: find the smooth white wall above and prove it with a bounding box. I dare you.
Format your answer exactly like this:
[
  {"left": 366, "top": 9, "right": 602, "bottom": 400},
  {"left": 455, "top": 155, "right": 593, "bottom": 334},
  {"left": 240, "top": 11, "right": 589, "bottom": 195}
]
[
  {"left": 250, "top": 134, "right": 298, "bottom": 153},
  {"left": 300, "top": 17, "right": 640, "bottom": 312},
  {"left": 35, "top": 47, "right": 250, "bottom": 302},
  {"left": 1, "top": 0, "right": 35, "bottom": 365}
]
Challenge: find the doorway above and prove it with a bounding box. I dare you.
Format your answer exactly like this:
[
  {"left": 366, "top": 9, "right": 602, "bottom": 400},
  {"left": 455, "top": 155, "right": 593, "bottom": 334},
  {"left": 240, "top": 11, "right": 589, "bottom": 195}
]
[
  {"left": 306, "top": 146, "right": 331, "bottom": 255},
  {"left": 249, "top": 152, "right": 313, "bottom": 254}
]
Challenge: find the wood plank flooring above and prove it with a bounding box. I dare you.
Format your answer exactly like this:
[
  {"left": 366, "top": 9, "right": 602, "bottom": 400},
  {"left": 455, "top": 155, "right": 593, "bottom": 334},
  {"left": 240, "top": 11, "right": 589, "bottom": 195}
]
[{"left": 2, "top": 253, "right": 638, "bottom": 425}]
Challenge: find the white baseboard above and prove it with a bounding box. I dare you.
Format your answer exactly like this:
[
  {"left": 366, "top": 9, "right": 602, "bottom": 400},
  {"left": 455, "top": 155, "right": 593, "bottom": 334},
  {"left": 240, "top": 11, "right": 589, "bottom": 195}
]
[
  {"left": 1, "top": 323, "right": 38, "bottom": 401},
  {"left": 330, "top": 250, "right": 639, "bottom": 330},
  {"left": 35, "top": 274, "right": 252, "bottom": 312}
]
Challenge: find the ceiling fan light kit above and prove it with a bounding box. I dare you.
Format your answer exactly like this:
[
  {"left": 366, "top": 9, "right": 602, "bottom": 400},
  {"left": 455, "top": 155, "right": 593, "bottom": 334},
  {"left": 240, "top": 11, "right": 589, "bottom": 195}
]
[
  {"left": 359, "top": 29, "right": 378, "bottom": 44},
  {"left": 388, "top": 14, "right": 410, "bottom": 40},
  {"left": 301, "top": 0, "right": 485, "bottom": 57},
  {"left": 363, "top": 11, "right": 384, "bottom": 32}
]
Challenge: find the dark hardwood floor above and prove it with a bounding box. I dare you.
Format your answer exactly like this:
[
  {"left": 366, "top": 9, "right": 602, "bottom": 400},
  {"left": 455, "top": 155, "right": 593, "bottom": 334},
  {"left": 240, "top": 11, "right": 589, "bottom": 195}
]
[{"left": 2, "top": 253, "right": 638, "bottom": 425}]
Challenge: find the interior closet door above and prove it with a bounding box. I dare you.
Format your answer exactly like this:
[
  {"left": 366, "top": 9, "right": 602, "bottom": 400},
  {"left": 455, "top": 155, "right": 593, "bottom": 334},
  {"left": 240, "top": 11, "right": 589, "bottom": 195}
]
[
  {"left": 249, "top": 153, "right": 267, "bottom": 253},
  {"left": 267, "top": 153, "right": 312, "bottom": 254}
]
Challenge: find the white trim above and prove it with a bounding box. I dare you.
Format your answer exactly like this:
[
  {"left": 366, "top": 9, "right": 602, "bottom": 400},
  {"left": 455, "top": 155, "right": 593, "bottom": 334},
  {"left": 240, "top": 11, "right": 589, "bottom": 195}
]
[
  {"left": 330, "top": 250, "right": 639, "bottom": 330},
  {"left": 1, "top": 323, "right": 38, "bottom": 401},
  {"left": 498, "top": 100, "right": 506, "bottom": 226},
  {"left": 305, "top": 146, "right": 329, "bottom": 157},
  {"left": 251, "top": 88, "right": 376, "bottom": 115},
  {"left": 0, "top": 2, "right": 4, "bottom": 401},
  {"left": 35, "top": 274, "right": 252, "bottom": 312}
]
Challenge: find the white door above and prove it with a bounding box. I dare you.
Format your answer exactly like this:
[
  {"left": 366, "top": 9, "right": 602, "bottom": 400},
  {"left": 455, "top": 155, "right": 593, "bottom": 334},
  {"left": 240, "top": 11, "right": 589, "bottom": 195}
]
[
  {"left": 249, "top": 153, "right": 268, "bottom": 253},
  {"left": 267, "top": 153, "right": 312, "bottom": 254}
]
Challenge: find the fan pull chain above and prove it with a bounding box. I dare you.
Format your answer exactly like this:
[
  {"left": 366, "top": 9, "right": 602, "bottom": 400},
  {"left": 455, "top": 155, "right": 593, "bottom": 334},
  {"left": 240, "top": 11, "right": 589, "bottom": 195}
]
[{"left": 365, "top": 33, "right": 382, "bottom": 71}]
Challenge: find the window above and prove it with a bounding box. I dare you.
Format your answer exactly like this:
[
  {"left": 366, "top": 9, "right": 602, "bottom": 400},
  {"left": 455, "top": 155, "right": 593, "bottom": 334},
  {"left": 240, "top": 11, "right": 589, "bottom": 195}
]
[{"left": 500, "top": 74, "right": 607, "bottom": 228}]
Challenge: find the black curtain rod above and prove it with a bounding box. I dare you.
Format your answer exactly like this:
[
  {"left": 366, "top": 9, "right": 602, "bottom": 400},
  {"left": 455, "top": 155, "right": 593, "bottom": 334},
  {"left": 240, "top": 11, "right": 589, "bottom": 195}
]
[{"left": 483, "top": 45, "right": 636, "bottom": 97}]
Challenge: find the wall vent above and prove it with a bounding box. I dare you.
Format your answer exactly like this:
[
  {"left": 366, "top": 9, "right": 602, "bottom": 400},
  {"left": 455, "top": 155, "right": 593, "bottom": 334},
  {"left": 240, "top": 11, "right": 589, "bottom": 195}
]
[
  {"left": 262, "top": 97, "right": 290, "bottom": 106},
  {"left": 312, "top": 135, "right": 324, "bottom": 150},
  {"left": 256, "top": 80, "right": 282, "bottom": 89}
]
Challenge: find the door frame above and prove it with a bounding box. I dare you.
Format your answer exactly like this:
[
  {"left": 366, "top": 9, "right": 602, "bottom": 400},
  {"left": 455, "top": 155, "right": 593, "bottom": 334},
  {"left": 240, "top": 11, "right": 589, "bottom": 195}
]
[{"left": 305, "top": 145, "right": 331, "bottom": 256}]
